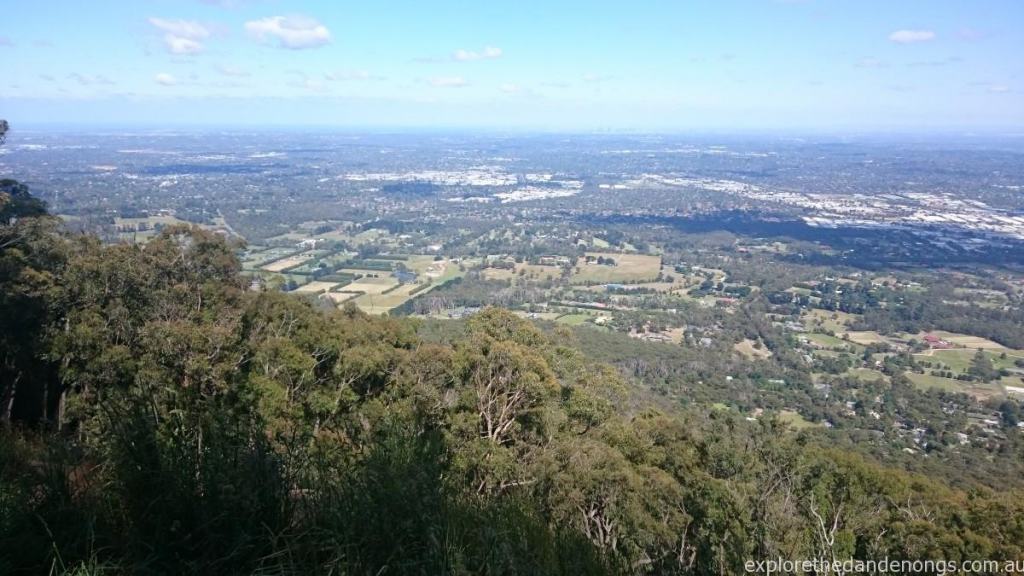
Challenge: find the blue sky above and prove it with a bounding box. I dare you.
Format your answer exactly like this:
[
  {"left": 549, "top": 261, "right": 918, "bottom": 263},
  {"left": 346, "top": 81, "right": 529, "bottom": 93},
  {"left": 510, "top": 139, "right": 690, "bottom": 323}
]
[{"left": 1, "top": 0, "right": 1022, "bottom": 131}]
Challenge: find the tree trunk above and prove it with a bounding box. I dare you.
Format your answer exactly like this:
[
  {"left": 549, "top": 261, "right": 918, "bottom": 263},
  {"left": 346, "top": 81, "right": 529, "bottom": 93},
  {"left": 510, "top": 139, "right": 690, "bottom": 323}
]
[
  {"left": 1, "top": 373, "right": 20, "bottom": 424},
  {"left": 57, "top": 388, "right": 67, "bottom": 431}
]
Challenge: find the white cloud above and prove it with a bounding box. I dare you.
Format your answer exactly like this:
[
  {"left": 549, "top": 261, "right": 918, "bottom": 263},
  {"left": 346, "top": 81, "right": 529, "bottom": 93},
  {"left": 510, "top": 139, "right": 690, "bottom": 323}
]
[
  {"left": 987, "top": 84, "right": 1010, "bottom": 94},
  {"left": 148, "top": 18, "right": 210, "bottom": 41},
  {"left": 149, "top": 18, "right": 211, "bottom": 54},
  {"left": 167, "top": 36, "right": 204, "bottom": 54},
  {"left": 582, "top": 73, "right": 611, "bottom": 83},
  {"left": 245, "top": 16, "right": 331, "bottom": 49},
  {"left": 429, "top": 76, "right": 468, "bottom": 88},
  {"left": 888, "top": 30, "right": 936, "bottom": 44},
  {"left": 452, "top": 46, "right": 502, "bottom": 61},
  {"left": 499, "top": 83, "right": 521, "bottom": 93},
  {"left": 155, "top": 73, "right": 178, "bottom": 86}
]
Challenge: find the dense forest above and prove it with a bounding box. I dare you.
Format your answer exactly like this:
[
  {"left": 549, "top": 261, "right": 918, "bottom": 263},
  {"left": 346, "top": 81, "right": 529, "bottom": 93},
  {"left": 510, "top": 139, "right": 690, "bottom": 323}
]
[{"left": 3, "top": 183, "right": 1024, "bottom": 574}]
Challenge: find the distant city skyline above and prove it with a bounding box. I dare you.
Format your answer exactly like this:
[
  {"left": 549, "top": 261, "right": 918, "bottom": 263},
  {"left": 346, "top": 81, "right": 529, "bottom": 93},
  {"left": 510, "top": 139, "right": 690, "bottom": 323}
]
[{"left": 2, "top": 0, "right": 1022, "bottom": 131}]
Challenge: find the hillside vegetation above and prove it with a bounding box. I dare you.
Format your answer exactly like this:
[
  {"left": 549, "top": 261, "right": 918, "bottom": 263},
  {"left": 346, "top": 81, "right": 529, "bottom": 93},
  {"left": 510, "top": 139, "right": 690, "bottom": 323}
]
[{"left": 2, "top": 189, "right": 1024, "bottom": 574}]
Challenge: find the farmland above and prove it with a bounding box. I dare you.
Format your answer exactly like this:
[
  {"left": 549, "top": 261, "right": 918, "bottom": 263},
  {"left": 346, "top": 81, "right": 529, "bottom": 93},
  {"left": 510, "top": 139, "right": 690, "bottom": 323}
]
[
  {"left": 570, "top": 252, "right": 662, "bottom": 284},
  {"left": 291, "top": 281, "right": 341, "bottom": 294},
  {"left": 261, "top": 253, "right": 316, "bottom": 273}
]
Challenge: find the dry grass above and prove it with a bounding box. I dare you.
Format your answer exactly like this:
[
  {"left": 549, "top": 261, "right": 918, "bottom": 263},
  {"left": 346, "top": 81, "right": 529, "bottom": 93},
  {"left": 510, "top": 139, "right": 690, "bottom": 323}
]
[
  {"left": 292, "top": 281, "right": 340, "bottom": 294},
  {"left": 326, "top": 291, "right": 360, "bottom": 305},
  {"left": 922, "top": 331, "right": 1006, "bottom": 350},
  {"left": 734, "top": 339, "right": 772, "bottom": 360},
  {"left": 345, "top": 276, "right": 399, "bottom": 295},
  {"left": 570, "top": 252, "right": 661, "bottom": 284},
  {"left": 262, "top": 253, "right": 315, "bottom": 273},
  {"left": 842, "top": 331, "right": 886, "bottom": 345},
  {"left": 482, "top": 263, "right": 561, "bottom": 282},
  {"left": 355, "top": 283, "right": 434, "bottom": 314},
  {"left": 905, "top": 371, "right": 1004, "bottom": 401},
  {"left": 803, "top": 309, "right": 860, "bottom": 333}
]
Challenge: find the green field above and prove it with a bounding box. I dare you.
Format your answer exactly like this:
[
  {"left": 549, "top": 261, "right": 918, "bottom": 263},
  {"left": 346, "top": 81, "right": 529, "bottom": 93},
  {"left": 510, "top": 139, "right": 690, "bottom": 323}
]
[
  {"left": 842, "top": 331, "right": 887, "bottom": 346},
  {"left": 554, "top": 313, "right": 594, "bottom": 326},
  {"left": 845, "top": 368, "right": 889, "bottom": 382},
  {"left": 917, "top": 348, "right": 1022, "bottom": 375},
  {"left": 484, "top": 261, "right": 562, "bottom": 283},
  {"left": 802, "top": 309, "right": 861, "bottom": 333},
  {"left": 804, "top": 333, "right": 860, "bottom": 350},
  {"left": 904, "top": 371, "right": 1003, "bottom": 400},
  {"left": 777, "top": 410, "right": 822, "bottom": 430}
]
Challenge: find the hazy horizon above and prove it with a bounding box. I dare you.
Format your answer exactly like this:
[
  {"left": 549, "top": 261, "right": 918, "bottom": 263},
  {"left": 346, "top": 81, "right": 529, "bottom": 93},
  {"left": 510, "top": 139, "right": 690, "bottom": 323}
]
[{"left": 3, "top": 0, "right": 1022, "bottom": 131}]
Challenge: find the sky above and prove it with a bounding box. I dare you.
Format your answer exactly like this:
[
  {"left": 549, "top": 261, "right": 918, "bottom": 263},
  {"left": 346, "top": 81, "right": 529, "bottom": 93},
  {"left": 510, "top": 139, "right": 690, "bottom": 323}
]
[{"left": 1, "top": 0, "right": 1022, "bottom": 131}]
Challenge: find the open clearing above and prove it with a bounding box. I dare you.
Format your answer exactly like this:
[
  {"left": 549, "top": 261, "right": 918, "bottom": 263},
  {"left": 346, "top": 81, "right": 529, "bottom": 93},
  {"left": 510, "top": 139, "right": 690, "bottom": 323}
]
[
  {"left": 915, "top": 348, "right": 1022, "bottom": 374},
  {"left": 406, "top": 256, "right": 447, "bottom": 277},
  {"left": 803, "top": 333, "right": 861, "bottom": 351},
  {"left": 481, "top": 267, "right": 515, "bottom": 281},
  {"left": 734, "top": 339, "right": 772, "bottom": 360},
  {"left": 243, "top": 247, "right": 296, "bottom": 269},
  {"left": 354, "top": 283, "right": 422, "bottom": 315},
  {"left": 904, "top": 372, "right": 1004, "bottom": 400},
  {"left": 841, "top": 331, "right": 887, "bottom": 346},
  {"left": 777, "top": 410, "right": 822, "bottom": 430},
  {"left": 919, "top": 331, "right": 1007, "bottom": 350},
  {"left": 483, "top": 263, "right": 561, "bottom": 282},
  {"left": 586, "top": 265, "right": 696, "bottom": 294},
  {"left": 905, "top": 372, "right": 964, "bottom": 393},
  {"left": 571, "top": 253, "right": 661, "bottom": 284},
  {"left": 346, "top": 257, "right": 472, "bottom": 315},
  {"left": 555, "top": 313, "right": 594, "bottom": 326},
  {"left": 845, "top": 368, "right": 889, "bottom": 382},
  {"left": 344, "top": 276, "right": 399, "bottom": 295},
  {"left": 325, "top": 292, "right": 359, "bottom": 305},
  {"left": 291, "top": 281, "right": 339, "bottom": 294},
  {"left": 517, "top": 264, "right": 562, "bottom": 281},
  {"left": 514, "top": 311, "right": 563, "bottom": 321},
  {"left": 803, "top": 309, "right": 860, "bottom": 333},
  {"left": 483, "top": 253, "right": 662, "bottom": 286},
  {"left": 262, "top": 253, "right": 315, "bottom": 273}
]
